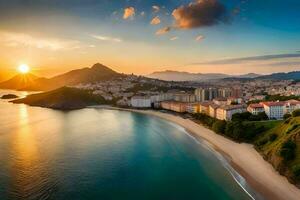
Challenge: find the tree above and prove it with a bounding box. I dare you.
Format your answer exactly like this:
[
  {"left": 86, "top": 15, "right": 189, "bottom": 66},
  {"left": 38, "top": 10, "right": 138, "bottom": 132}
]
[
  {"left": 232, "top": 112, "right": 252, "bottom": 121},
  {"left": 292, "top": 109, "right": 300, "bottom": 117},
  {"left": 212, "top": 120, "right": 227, "bottom": 134},
  {"left": 280, "top": 139, "right": 297, "bottom": 162},
  {"left": 257, "top": 112, "right": 269, "bottom": 120},
  {"left": 283, "top": 113, "right": 292, "bottom": 120}
]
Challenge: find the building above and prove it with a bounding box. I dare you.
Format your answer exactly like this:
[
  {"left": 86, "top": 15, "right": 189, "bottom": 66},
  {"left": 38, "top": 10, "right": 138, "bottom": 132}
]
[
  {"left": 161, "top": 101, "right": 187, "bottom": 113},
  {"left": 186, "top": 103, "right": 200, "bottom": 114},
  {"left": 216, "top": 105, "right": 247, "bottom": 121},
  {"left": 213, "top": 97, "right": 228, "bottom": 106},
  {"left": 247, "top": 103, "right": 265, "bottom": 115},
  {"left": 174, "top": 93, "right": 196, "bottom": 103},
  {"left": 284, "top": 100, "right": 300, "bottom": 114},
  {"left": 218, "top": 88, "right": 232, "bottom": 98},
  {"left": 131, "top": 96, "right": 151, "bottom": 108},
  {"left": 209, "top": 104, "right": 220, "bottom": 118},
  {"left": 199, "top": 102, "right": 212, "bottom": 115},
  {"left": 262, "top": 102, "right": 285, "bottom": 119},
  {"left": 227, "top": 97, "right": 243, "bottom": 105},
  {"left": 195, "top": 88, "right": 218, "bottom": 102}
]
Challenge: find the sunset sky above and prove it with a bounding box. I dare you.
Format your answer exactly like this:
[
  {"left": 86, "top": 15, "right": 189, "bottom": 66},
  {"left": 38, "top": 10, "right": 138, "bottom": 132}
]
[{"left": 0, "top": 0, "right": 300, "bottom": 79}]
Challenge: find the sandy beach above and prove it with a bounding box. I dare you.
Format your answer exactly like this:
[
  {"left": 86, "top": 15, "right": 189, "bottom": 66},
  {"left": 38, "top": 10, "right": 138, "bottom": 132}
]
[{"left": 92, "top": 106, "right": 300, "bottom": 200}]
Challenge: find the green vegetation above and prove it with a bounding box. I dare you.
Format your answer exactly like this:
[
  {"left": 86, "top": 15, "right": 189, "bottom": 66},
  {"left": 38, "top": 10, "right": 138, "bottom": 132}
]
[
  {"left": 265, "top": 94, "right": 300, "bottom": 101},
  {"left": 192, "top": 112, "right": 300, "bottom": 185},
  {"left": 231, "top": 111, "right": 268, "bottom": 121},
  {"left": 284, "top": 113, "right": 292, "bottom": 120},
  {"left": 292, "top": 109, "right": 300, "bottom": 117},
  {"left": 254, "top": 116, "right": 300, "bottom": 184},
  {"left": 12, "top": 87, "right": 108, "bottom": 110},
  {"left": 192, "top": 112, "right": 278, "bottom": 142}
]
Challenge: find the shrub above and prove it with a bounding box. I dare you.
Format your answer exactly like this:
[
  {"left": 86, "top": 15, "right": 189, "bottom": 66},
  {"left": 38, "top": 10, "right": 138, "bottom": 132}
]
[
  {"left": 269, "top": 133, "right": 278, "bottom": 142},
  {"left": 212, "top": 120, "right": 227, "bottom": 134},
  {"left": 283, "top": 113, "right": 292, "bottom": 120},
  {"left": 257, "top": 138, "right": 268, "bottom": 146},
  {"left": 280, "top": 139, "right": 297, "bottom": 161},
  {"left": 286, "top": 124, "right": 299, "bottom": 134},
  {"left": 232, "top": 112, "right": 252, "bottom": 121},
  {"left": 292, "top": 165, "right": 300, "bottom": 180},
  {"left": 292, "top": 109, "right": 300, "bottom": 117}
]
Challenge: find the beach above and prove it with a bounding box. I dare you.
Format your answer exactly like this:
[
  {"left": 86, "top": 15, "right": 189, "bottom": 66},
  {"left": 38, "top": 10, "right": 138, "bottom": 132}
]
[{"left": 93, "top": 106, "right": 300, "bottom": 200}]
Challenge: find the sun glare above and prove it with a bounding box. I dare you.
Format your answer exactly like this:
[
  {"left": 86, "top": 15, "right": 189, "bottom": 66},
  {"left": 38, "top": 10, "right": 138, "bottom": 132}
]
[{"left": 18, "top": 64, "right": 30, "bottom": 74}]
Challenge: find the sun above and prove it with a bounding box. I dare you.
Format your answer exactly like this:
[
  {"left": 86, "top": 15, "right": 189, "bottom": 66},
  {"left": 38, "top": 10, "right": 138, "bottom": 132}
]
[{"left": 18, "top": 64, "right": 30, "bottom": 74}]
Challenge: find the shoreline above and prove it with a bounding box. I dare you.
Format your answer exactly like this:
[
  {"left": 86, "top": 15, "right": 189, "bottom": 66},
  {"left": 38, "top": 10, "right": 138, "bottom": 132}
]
[{"left": 90, "top": 105, "right": 300, "bottom": 200}]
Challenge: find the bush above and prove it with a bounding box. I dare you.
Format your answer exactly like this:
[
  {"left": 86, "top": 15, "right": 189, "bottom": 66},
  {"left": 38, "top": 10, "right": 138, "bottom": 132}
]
[
  {"left": 280, "top": 139, "right": 297, "bottom": 161},
  {"left": 257, "top": 112, "right": 269, "bottom": 120},
  {"left": 232, "top": 112, "right": 252, "bottom": 121},
  {"left": 193, "top": 113, "right": 217, "bottom": 127},
  {"left": 292, "top": 109, "right": 300, "bottom": 117},
  {"left": 269, "top": 133, "right": 278, "bottom": 142},
  {"left": 286, "top": 124, "right": 299, "bottom": 134},
  {"left": 283, "top": 113, "right": 292, "bottom": 120},
  {"left": 292, "top": 165, "right": 300, "bottom": 180},
  {"left": 212, "top": 120, "right": 227, "bottom": 134},
  {"left": 257, "top": 138, "right": 268, "bottom": 146}
]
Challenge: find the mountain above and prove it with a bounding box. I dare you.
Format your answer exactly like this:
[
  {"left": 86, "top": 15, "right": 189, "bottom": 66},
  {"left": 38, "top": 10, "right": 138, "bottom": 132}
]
[
  {"left": 12, "top": 87, "right": 107, "bottom": 110},
  {"left": 147, "top": 70, "right": 261, "bottom": 81},
  {"left": 0, "top": 63, "right": 122, "bottom": 91},
  {"left": 257, "top": 71, "right": 300, "bottom": 80},
  {"left": 0, "top": 73, "right": 40, "bottom": 90}
]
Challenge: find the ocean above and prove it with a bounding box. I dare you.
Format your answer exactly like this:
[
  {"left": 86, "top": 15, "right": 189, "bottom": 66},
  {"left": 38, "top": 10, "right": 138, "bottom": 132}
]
[{"left": 0, "top": 90, "right": 257, "bottom": 200}]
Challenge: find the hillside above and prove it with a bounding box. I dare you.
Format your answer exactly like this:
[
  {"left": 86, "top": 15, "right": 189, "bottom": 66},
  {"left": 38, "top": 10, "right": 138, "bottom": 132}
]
[
  {"left": 0, "top": 73, "right": 39, "bottom": 90},
  {"left": 147, "top": 70, "right": 261, "bottom": 81},
  {"left": 258, "top": 71, "right": 300, "bottom": 80},
  {"left": 255, "top": 117, "right": 300, "bottom": 186},
  {"left": 12, "top": 87, "right": 107, "bottom": 110},
  {"left": 0, "top": 63, "right": 122, "bottom": 91}
]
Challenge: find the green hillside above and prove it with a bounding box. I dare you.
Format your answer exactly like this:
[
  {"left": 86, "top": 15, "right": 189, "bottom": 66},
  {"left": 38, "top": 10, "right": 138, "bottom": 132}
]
[
  {"left": 255, "top": 117, "right": 300, "bottom": 186},
  {"left": 12, "top": 87, "right": 107, "bottom": 110}
]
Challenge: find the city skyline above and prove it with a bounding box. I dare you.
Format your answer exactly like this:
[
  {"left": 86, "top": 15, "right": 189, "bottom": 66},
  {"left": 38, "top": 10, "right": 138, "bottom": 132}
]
[{"left": 0, "top": 0, "right": 300, "bottom": 78}]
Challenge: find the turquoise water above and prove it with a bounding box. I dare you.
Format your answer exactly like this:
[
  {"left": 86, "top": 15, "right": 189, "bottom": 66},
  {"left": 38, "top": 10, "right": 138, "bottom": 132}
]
[{"left": 0, "top": 90, "right": 256, "bottom": 200}]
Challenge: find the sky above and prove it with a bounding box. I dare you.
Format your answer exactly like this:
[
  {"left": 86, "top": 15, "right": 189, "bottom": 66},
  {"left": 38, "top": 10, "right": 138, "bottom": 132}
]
[{"left": 0, "top": 0, "right": 300, "bottom": 78}]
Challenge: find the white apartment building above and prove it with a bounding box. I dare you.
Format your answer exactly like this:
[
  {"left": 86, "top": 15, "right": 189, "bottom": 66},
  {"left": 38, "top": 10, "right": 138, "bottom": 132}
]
[
  {"left": 262, "top": 102, "right": 285, "bottom": 119},
  {"left": 131, "top": 96, "right": 151, "bottom": 108}
]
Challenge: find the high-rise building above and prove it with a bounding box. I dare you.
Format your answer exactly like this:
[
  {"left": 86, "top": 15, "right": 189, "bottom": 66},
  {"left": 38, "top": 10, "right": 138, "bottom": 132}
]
[{"left": 195, "top": 88, "right": 219, "bottom": 102}]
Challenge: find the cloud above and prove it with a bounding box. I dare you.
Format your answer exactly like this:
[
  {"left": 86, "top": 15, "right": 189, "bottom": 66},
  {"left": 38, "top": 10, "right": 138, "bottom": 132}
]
[
  {"left": 172, "top": 0, "right": 228, "bottom": 29},
  {"left": 0, "top": 31, "right": 80, "bottom": 51},
  {"left": 152, "top": 5, "right": 160, "bottom": 13},
  {"left": 123, "top": 7, "right": 135, "bottom": 19},
  {"left": 190, "top": 53, "right": 300, "bottom": 65},
  {"left": 170, "top": 36, "right": 179, "bottom": 41},
  {"left": 91, "top": 35, "right": 122, "bottom": 43},
  {"left": 156, "top": 27, "right": 171, "bottom": 35},
  {"left": 195, "top": 35, "right": 205, "bottom": 42},
  {"left": 150, "top": 16, "right": 161, "bottom": 25}
]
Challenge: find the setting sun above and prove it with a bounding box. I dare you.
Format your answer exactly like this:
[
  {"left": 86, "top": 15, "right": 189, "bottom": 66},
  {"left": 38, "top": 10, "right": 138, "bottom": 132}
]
[{"left": 18, "top": 64, "right": 30, "bottom": 74}]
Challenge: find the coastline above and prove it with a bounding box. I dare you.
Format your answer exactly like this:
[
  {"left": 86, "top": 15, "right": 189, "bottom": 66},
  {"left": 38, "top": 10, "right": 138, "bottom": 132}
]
[{"left": 90, "top": 105, "right": 300, "bottom": 200}]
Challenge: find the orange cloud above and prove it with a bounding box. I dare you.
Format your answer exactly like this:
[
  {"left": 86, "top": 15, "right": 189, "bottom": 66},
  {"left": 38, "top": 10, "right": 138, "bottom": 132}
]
[
  {"left": 123, "top": 7, "right": 135, "bottom": 19},
  {"left": 156, "top": 27, "right": 171, "bottom": 35},
  {"left": 172, "top": 0, "right": 227, "bottom": 29},
  {"left": 150, "top": 16, "right": 161, "bottom": 25}
]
